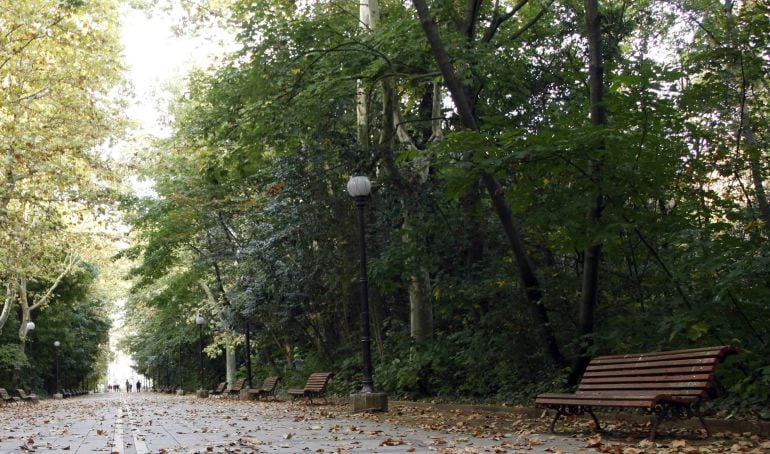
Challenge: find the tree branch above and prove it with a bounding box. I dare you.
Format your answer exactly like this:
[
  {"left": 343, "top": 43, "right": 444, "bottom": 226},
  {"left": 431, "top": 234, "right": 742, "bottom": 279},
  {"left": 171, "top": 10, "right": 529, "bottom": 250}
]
[
  {"left": 30, "top": 253, "right": 80, "bottom": 311},
  {"left": 483, "top": 0, "right": 530, "bottom": 42},
  {"left": 510, "top": 0, "right": 555, "bottom": 43}
]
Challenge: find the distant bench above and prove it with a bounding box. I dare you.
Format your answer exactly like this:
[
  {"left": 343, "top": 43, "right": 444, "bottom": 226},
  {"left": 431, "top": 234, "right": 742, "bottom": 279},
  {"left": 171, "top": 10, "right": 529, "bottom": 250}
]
[
  {"left": 288, "top": 372, "right": 334, "bottom": 404},
  {"left": 535, "top": 345, "right": 737, "bottom": 439},
  {"left": 227, "top": 378, "right": 247, "bottom": 398},
  {"left": 0, "top": 388, "right": 20, "bottom": 406},
  {"left": 247, "top": 376, "right": 280, "bottom": 401}
]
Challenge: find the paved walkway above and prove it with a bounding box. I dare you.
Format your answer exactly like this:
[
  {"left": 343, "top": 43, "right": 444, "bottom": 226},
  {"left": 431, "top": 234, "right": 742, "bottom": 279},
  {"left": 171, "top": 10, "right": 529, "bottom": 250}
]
[{"left": 0, "top": 393, "right": 583, "bottom": 453}]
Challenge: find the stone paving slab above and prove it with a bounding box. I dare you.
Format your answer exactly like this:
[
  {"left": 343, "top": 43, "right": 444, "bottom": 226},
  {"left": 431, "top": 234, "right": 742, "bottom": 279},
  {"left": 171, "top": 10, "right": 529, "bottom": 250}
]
[{"left": 0, "top": 393, "right": 584, "bottom": 453}]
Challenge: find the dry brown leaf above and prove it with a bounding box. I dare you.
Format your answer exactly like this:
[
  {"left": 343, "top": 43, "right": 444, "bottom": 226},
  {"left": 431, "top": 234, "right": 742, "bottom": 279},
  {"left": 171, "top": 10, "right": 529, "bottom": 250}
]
[
  {"left": 380, "top": 437, "right": 404, "bottom": 446},
  {"left": 672, "top": 439, "right": 688, "bottom": 449},
  {"left": 587, "top": 434, "right": 603, "bottom": 448}
]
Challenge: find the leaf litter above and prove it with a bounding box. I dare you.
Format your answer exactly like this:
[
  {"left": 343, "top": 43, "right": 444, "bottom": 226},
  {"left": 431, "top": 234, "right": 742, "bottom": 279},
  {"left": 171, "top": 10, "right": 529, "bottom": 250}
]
[{"left": 0, "top": 394, "right": 767, "bottom": 453}]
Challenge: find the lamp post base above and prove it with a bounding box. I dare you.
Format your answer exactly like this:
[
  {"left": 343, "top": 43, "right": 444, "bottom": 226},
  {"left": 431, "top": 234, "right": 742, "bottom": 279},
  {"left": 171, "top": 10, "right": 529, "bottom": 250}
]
[
  {"left": 196, "top": 389, "right": 209, "bottom": 398},
  {"left": 53, "top": 393, "right": 63, "bottom": 399},
  {"left": 350, "top": 392, "right": 388, "bottom": 413}
]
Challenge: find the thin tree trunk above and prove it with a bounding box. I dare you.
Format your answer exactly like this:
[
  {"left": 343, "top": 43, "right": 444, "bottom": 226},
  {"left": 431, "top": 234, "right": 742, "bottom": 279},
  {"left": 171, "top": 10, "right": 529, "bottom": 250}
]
[
  {"left": 0, "top": 281, "right": 15, "bottom": 333},
  {"left": 356, "top": 0, "right": 378, "bottom": 148},
  {"left": 225, "top": 346, "right": 236, "bottom": 390},
  {"left": 739, "top": 85, "right": 770, "bottom": 232},
  {"left": 411, "top": 0, "right": 564, "bottom": 366},
  {"left": 569, "top": 0, "right": 607, "bottom": 386},
  {"left": 409, "top": 268, "right": 433, "bottom": 341},
  {"left": 383, "top": 75, "right": 435, "bottom": 341},
  {"left": 199, "top": 279, "right": 236, "bottom": 388}
]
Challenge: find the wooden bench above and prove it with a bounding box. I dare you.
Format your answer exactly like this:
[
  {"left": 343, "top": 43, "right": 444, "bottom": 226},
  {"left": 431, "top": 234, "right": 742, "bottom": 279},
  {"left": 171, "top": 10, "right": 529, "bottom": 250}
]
[
  {"left": 288, "top": 372, "right": 334, "bottom": 404},
  {"left": 536, "top": 345, "right": 737, "bottom": 439},
  {"left": 247, "top": 376, "right": 280, "bottom": 401},
  {"left": 209, "top": 381, "right": 227, "bottom": 397},
  {"left": 227, "top": 378, "right": 247, "bottom": 398},
  {"left": 0, "top": 388, "right": 20, "bottom": 406},
  {"left": 15, "top": 388, "right": 38, "bottom": 404}
]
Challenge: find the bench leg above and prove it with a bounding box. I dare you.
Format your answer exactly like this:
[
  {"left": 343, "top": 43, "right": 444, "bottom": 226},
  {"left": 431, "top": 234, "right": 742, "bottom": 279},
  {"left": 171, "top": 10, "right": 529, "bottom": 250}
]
[
  {"left": 649, "top": 415, "right": 660, "bottom": 441},
  {"left": 549, "top": 406, "right": 601, "bottom": 433},
  {"left": 549, "top": 408, "right": 564, "bottom": 432},
  {"left": 586, "top": 408, "right": 602, "bottom": 432},
  {"left": 693, "top": 405, "right": 710, "bottom": 437}
]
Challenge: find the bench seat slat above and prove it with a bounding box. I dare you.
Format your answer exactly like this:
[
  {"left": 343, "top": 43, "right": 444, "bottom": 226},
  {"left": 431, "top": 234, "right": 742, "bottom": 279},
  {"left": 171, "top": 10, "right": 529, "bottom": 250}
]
[
  {"left": 581, "top": 373, "right": 712, "bottom": 384},
  {"left": 574, "top": 390, "right": 701, "bottom": 397},
  {"left": 594, "top": 346, "right": 736, "bottom": 362},
  {"left": 586, "top": 357, "right": 718, "bottom": 372},
  {"left": 591, "top": 350, "right": 730, "bottom": 365},
  {"left": 537, "top": 397, "right": 692, "bottom": 409},
  {"left": 579, "top": 381, "right": 710, "bottom": 391},
  {"left": 583, "top": 365, "right": 715, "bottom": 378}
]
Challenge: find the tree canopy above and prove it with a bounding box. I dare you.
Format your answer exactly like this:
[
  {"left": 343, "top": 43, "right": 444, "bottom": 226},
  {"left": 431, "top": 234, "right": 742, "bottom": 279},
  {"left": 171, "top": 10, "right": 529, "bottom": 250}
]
[
  {"left": 118, "top": 0, "right": 769, "bottom": 414},
  {"left": 0, "top": 0, "right": 125, "bottom": 392},
  {"left": 2, "top": 0, "right": 767, "bottom": 414}
]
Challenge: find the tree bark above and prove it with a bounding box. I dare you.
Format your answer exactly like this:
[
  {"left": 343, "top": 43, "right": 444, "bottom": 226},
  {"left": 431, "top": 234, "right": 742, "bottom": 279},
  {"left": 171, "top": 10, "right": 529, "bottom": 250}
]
[
  {"left": 569, "top": 0, "right": 607, "bottom": 386},
  {"left": 739, "top": 82, "right": 770, "bottom": 233},
  {"left": 411, "top": 0, "right": 564, "bottom": 366},
  {"left": 225, "top": 346, "right": 236, "bottom": 390},
  {"left": 0, "top": 281, "right": 15, "bottom": 334}
]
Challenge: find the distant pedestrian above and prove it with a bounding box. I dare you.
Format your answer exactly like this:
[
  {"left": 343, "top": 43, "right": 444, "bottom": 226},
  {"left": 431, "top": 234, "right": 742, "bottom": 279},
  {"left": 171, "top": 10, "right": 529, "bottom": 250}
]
[
  {"left": 136, "top": 380, "right": 141, "bottom": 392},
  {"left": 125, "top": 380, "right": 131, "bottom": 393}
]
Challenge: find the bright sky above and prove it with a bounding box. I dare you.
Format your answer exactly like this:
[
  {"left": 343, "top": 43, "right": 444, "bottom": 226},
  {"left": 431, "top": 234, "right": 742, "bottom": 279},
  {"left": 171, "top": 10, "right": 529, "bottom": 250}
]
[{"left": 106, "top": 3, "right": 234, "bottom": 387}]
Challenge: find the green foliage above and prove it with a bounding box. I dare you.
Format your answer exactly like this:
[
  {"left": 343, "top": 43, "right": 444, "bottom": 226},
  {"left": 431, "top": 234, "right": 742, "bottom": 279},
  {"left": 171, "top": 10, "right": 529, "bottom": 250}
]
[
  {"left": 120, "top": 0, "right": 770, "bottom": 414},
  {"left": 0, "top": 344, "right": 27, "bottom": 372}
]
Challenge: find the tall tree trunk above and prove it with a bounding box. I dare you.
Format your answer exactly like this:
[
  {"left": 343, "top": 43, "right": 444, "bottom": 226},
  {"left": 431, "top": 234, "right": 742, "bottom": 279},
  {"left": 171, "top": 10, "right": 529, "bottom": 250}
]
[
  {"left": 721, "top": 0, "right": 770, "bottom": 233},
  {"left": 0, "top": 281, "right": 15, "bottom": 333},
  {"left": 409, "top": 268, "right": 433, "bottom": 340},
  {"left": 568, "top": 0, "right": 607, "bottom": 386},
  {"left": 382, "top": 68, "right": 435, "bottom": 341},
  {"left": 226, "top": 346, "right": 236, "bottom": 389},
  {"left": 411, "top": 0, "right": 564, "bottom": 366},
  {"left": 199, "top": 279, "right": 237, "bottom": 389},
  {"left": 739, "top": 76, "right": 770, "bottom": 232},
  {"left": 356, "top": 0, "right": 379, "bottom": 147}
]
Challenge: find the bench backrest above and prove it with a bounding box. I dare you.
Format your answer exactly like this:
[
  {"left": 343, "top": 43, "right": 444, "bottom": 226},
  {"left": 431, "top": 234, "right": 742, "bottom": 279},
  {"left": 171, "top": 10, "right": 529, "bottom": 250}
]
[
  {"left": 303, "top": 372, "right": 333, "bottom": 392},
  {"left": 0, "top": 388, "right": 12, "bottom": 399},
  {"left": 16, "top": 389, "right": 29, "bottom": 398},
  {"left": 232, "top": 378, "right": 247, "bottom": 390},
  {"left": 577, "top": 345, "right": 737, "bottom": 399},
  {"left": 261, "top": 376, "right": 279, "bottom": 391},
  {"left": 215, "top": 382, "right": 227, "bottom": 392}
]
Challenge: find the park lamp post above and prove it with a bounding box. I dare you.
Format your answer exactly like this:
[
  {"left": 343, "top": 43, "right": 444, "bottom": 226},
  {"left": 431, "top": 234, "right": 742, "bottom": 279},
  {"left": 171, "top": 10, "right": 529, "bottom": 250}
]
[
  {"left": 24, "top": 321, "right": 35, "bottom": 353},
  {"left": 21, "top": 321, "right": 35, "bottom": 390},
  {"left": 25, "top": 321, "right": 35, "bottom": 346},
  {"left": 347, "top": 175, "right": 387, "bottom": 412},
  {"left": 195, "top": 315, "right": 208, "bottom": 397},
  {"left": 53, "top": 341, "right": 62, "bottom": 399}
]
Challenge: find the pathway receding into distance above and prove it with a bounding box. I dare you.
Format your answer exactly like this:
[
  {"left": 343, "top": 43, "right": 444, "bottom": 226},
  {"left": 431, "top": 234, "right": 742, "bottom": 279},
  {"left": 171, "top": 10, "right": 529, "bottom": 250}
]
[{"left": 0, "top": 392, "right": 583, "bottom": 453}]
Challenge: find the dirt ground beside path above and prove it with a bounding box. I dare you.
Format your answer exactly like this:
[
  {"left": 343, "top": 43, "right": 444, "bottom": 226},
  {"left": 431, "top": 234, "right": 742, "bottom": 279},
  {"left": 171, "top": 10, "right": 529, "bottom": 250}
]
[{"left": 339, "top": 400, "right": 770, "bottom": 454}]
